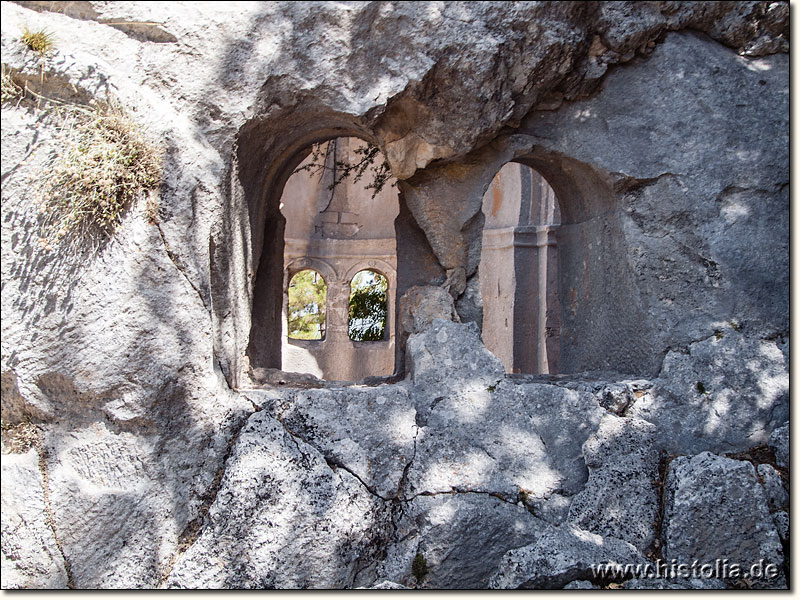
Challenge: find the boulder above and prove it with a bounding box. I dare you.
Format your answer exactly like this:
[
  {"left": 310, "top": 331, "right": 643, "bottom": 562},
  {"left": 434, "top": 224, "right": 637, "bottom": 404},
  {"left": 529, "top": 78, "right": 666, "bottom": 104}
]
[
  {"left": 768, "top": 422, "right": 789, "bottom": 469},
  {"left": 406, "top": 378, "right": 604, "bottom": 501},
  {"left": 567, "top": 414, "right": 660, "bottom": 552},
  {"left": 376, "top": 493, "right": 544, "bottom": 589},
  {"left": 166, "top": 411, "right": 391, "bottom": 589},
  {"left": 489, "top": 524, "right": 648, "bottom": 589},
  {"left": 630, "top": 332, "right": 789, "bottom": 455},
  {"left": 757, "top": 463, "right": 788, "bottom": 512},
  {"left": 662, "top": 452, "right": 785, "bottom": 589},
  {"left": 563, "top": 580, "right": 598, "bottom": 589},
  {"left": 257, "top": 384, "right": 417, "bottom": 499}
]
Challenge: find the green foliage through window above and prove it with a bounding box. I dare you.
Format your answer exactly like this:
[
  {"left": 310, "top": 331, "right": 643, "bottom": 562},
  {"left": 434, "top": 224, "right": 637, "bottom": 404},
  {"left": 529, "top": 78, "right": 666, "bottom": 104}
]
[
  {"left": 348, "top": 270, "right": 388, "bottom": 341},
  {"left": 288, "top": 270, "right": 327, "bottom": 340}
]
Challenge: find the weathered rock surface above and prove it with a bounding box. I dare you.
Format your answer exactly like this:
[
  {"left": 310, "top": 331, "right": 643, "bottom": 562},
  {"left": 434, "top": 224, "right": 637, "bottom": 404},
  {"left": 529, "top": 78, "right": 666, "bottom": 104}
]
[
  {"left": 567, "top": 414, "right": 660, "bottom": 552},
  {"left": 757, "top": 463, "right": 788, "bottom": 512},
  {"left": 39, "top": 388, "right": 253, "bottom": 588},
  {"left": 166, "top": 411, "right": 391, "bottom": 589},
  {"left": 663, "top": 452, "right": 785, "bottom": 589},
  {"left": 623, "top": 577, "right": 727, "bottom": 590},
  {"left": 489, "top": 524, "right": 648, "bottom": 589},
  {"left": 0, "top": 0, "right": 789, "bottom": 591},
  {"left": 406, "top": 319, "right": 504, "bottom": 393},
  {"left": 403, "top": 322, "right": 604, "bottom": 500},
  {"left": 772, "top": 511, "right": 789, "bottom": 543},
  {"left": 255, "top": 384, "right": 417, "bottom": 499},
  {"left": 377, "top": 493, "right": 544, "bottom": 589},
  {"left": 563, "top": 580, "right": 598, "bottom": 590},
  {"left": 1, "top": 448, "right": 69, "bottom": 589},
  {"left": 406, "top": 378, "right": 604, "bottom": 501},
  {"left": 630, "top": 331, "right": 789, "bottom": 455},
  {"left": 768, "top": 422, "right": 789, "bottom": 469}
]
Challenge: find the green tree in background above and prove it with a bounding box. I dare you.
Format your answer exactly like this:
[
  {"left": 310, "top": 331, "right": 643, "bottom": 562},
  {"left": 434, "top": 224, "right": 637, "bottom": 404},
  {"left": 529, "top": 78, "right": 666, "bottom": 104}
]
[
  {"left": 288, "top": 270, "right": 327, "bottom": 340},
  {"left": 349, "top": 270, "right": 388, "bottom": 341}
]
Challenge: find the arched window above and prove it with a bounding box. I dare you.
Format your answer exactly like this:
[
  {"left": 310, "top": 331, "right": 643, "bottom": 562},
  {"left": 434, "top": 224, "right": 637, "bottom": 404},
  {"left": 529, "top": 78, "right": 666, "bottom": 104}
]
[
  {"left": 348, "top": 270, "right": 388, "bottom": 341},
  {"left": 479, "top": 162, "right": 561, "bottom": 374},
  {"left": 287, "top": 269, "right": 327, "bottom": 340}
]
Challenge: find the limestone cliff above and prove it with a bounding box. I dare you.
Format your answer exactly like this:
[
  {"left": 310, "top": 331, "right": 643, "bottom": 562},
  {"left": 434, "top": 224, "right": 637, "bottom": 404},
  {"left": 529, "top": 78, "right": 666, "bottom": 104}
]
[{"left": 1, "top": 1, "right": 788, "bottom": 589}]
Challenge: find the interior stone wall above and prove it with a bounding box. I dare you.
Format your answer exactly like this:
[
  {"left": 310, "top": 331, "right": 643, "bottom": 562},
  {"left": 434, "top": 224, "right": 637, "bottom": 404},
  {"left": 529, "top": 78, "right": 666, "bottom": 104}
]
[{"left": 479, "top": 162, "right": 561, "bottom": 374}]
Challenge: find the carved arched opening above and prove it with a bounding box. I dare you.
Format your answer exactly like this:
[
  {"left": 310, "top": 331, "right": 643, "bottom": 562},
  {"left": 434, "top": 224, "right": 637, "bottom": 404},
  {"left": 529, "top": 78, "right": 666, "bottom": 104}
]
[
  {"left": 250, "top": 135, "right": 399, "bottom": 381},
  {"left": 478, "top": 162, "right": 561, "bottom": 374}
]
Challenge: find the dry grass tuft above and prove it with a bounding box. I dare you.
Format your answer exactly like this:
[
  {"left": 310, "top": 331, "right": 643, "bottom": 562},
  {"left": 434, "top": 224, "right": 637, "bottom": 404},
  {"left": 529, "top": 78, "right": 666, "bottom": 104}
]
[
  {"left": 21, "top": 27, "right": 55, "bottom": 56},
  {"left": 1, "top": 419, "right": 40, "bottom": 454},
  {"left": 38, "top": 101, "right": 163, "bottom": 245},
  {"left": 1, "top": 64, "right": 23, "bottom": 104}
]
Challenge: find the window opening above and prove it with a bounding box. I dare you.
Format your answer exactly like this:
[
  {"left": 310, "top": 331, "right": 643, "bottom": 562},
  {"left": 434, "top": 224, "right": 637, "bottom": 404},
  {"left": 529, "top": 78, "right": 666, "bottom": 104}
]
[
  {"left": 287, "top": 269, "right": 327, "bottom": 340},
  {"left": 348, "top": 270, "right": 388, "bottom": 341}
]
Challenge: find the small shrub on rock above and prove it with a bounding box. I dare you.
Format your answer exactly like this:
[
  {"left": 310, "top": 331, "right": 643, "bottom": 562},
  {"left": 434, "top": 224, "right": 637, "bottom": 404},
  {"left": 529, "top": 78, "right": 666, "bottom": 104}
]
[
  {"left": 20, "top": 27, "right": 55, "bottom": 56},
  {"left": 38, "top": 101, "right": 162, "bottom": 245}
]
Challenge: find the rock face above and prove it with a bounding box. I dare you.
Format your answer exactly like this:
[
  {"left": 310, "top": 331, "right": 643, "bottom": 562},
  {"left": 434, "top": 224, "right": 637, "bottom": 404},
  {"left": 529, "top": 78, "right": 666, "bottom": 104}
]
[
  {"left": 630, "top": 331, "right": 789, "bottom": 455},
  {"left": 1, "top": 449, "right": 69, "bottom": 589},
  {"left": 0, "top": 0, "right": 789, "bottom": 591},
  {"left": 567, "top": 414, "right": 660, "bottom": 552},
  {"left": 768, "top": 422, "right": 789, "bottom": 469},
  {"left": 166, "top": 411, "right": 391, "bottom": 589},
  {"left": 662, "top": 452, "right": 785, "bottom": 589},
  {"left": 489, "top": 524, "right": 648, "bottom": 589}
]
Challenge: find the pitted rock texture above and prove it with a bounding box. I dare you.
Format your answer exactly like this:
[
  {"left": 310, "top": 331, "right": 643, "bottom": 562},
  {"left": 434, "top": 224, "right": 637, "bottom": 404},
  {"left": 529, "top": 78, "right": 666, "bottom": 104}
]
[
  {"left": 406, "top": 319, "right": 505, "bottom": 393},
  {"left": 406, "top": 378, "right": 603, "bottom": 500},
  {"left": 166, "top": 411, "right": 392, "bottom": 589},
  {"left": 489, "top": 524, "right": 648, "bottom": 590},
  {"left": 768, "top": 422, "right": 789, "bottom": 469},
  {"left": 1, "top": 448, "right": 69, "bottom": 589},
  {"left": 255, "top": 384, "right": 417, "bottom": 500},
  {"left": 630, "top": 331, "right": 789, "bottom": 455},
  {"left": 662, "top": 452, "right": 785, "bottom": 589},
  {"left": 757, "top": 463, "right": 788, "bottom": 513},
  {"left": 377, "top": 493, "right": 544, "bottom": 589},
  {"left": 567, "top": 414, "right": 660, "bottom": 552},
  {"left": 0, "top": 0, "right": 789, "bottom": 591},
  {"left": 38, "top": 389, "right": 252, "bottom": 588}
]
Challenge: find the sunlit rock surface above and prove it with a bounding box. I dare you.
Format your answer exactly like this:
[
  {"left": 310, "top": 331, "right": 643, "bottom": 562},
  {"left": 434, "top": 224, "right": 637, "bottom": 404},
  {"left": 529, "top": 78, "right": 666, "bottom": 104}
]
[{"left": 1, "top": 0, "right": 788, "bottom": 590}]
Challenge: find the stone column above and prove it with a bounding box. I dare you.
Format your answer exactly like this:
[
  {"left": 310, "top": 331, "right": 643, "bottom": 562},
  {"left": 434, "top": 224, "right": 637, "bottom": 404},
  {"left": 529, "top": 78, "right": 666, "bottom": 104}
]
[{"left": 512, "top": 224, "right": 558, "bottom": 374}]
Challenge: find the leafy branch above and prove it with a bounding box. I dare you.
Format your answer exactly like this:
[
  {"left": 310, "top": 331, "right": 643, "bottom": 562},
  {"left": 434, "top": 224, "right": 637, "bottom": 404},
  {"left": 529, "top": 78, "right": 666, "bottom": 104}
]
[{"left": 293, "top": 138, "right": 393, "bottom": 199}]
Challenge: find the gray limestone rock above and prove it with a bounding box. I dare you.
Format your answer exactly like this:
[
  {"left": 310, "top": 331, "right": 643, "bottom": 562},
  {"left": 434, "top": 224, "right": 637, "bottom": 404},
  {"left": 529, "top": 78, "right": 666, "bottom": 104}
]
[
  {"left": 166, "top": 411, "right": 391, "bottom": 589},
  {"left": 757, "top": 463, "right": 788, "bottom": 512},
  {"left": 1, "top": 448, "right": 69, "bottom": 589},
  {"left": 256, "top": 384, "right": 417, "bottom": 499},
  {"left": 364, "top": 580, "right": 409, "bottom": 589},
  {"left": 0, "top": 0, "right": 789, "bottom": 591},
  {"left": 772, "top": 511, "right": 789, "bottom": 543},
  {"left": 406, "top": 378, "right": 604, "bottom": 501},
  {"left": 563, "top": 580, "right": 599, "bottom": 589},
  {"left": 398, "top": 286, "right": 459, "bottom": 338},
  {"left": 489, "top": 524, "right": 648, "bottom": 589},
  {"left": 663, "top": 452, "right": 785, "bottom": 589},
  {"left": 567, "top": 414, "right": 660, "bottom": 552},
  {"left": 406, "top": 319, "right": 504, "bottom": 394},
  {"left": 630, "top": 332, "right": 789, "bottom": 455},
  {"left": 768, "top": 422, "right": 789, "bottom": 469},
  {"left": 376, "top": 493, "right": 544, "bottom": 590},
  {"left": 624, "top": 578, "right": 727, "bottom": 590},
  {"left": 38, "top": 387, "right": 252, "bottom": 588}
]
